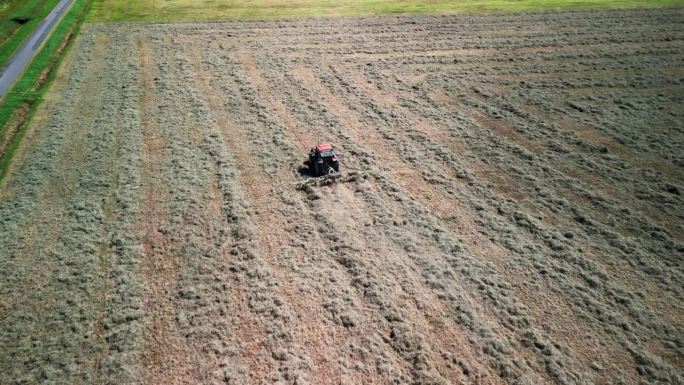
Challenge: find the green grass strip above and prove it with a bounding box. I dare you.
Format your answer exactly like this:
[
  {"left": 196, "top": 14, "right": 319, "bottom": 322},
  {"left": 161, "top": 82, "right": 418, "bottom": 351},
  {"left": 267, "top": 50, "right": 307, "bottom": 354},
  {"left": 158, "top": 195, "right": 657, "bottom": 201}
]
[
  {"left": 0, "top": 0, "right": 92, "bottom": 182},
  {"left": 89, "top": 0, "right": 684, "bottom": 22},
  {"left": 0, "top": 0, "right": 62, "bottom": 67}
]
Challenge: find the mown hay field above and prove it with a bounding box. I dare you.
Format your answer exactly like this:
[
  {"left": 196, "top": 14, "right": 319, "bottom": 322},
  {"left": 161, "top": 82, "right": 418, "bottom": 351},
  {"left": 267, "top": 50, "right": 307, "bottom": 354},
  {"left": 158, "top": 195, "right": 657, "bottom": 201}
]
[{"left": 0, "top": 7, "right": 682, "bottom": 385}]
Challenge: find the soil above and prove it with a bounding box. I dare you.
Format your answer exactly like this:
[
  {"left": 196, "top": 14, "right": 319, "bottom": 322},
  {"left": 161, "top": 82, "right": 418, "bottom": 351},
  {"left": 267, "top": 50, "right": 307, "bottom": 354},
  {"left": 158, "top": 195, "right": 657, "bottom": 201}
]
[
  {"left": 33, "top": 31, "right": 74, "bottom": 90},
  {"left": 0, "top": 8, "right": 683, "bottom": 385},
  {"left": 0, "top": 103, "right": 29, "bottom": 159}
]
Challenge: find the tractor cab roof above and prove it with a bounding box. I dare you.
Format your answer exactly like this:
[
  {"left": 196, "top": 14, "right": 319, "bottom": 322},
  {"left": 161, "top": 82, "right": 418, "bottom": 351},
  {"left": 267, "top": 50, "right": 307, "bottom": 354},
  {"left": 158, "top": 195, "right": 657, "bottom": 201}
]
[{"left": 316, "top": 143, "right": 333, "bottom": 152}]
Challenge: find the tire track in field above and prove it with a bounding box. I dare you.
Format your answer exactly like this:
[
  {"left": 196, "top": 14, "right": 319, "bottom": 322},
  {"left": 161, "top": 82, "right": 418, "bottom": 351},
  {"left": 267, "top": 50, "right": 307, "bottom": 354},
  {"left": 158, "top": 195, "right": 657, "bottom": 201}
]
[
  {"left": 185, "top": 43, "right": 317, "bottom": 384},
  {"left": 137, "top": 37, "right": 197, "bottom": 385},
  {"left": 183, "top": 44, "right": 266, "bottom": 383}
]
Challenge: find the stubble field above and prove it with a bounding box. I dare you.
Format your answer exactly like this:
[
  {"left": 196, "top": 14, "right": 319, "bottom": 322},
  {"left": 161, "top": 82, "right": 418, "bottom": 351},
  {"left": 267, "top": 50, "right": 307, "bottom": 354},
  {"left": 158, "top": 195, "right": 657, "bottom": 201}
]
[{"left": 0, "top": 8, "right": 682, "bottom": 385}]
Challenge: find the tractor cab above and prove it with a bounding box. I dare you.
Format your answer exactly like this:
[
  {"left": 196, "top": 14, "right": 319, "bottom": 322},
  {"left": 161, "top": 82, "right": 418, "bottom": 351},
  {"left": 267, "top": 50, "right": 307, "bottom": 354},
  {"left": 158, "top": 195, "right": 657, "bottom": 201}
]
[
  {"left": 315, "top": 143, "right": 336, "bottom": 158},
  {"left": 315, "top": 143, "right": 333, "bottom": 153}
]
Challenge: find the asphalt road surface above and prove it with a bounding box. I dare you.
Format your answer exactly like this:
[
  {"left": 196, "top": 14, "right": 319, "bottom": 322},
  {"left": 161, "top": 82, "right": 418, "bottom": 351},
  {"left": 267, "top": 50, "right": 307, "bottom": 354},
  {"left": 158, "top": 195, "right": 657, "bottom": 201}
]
[{"left": 0, "top": 0, "right": 75, "bottom": 97}]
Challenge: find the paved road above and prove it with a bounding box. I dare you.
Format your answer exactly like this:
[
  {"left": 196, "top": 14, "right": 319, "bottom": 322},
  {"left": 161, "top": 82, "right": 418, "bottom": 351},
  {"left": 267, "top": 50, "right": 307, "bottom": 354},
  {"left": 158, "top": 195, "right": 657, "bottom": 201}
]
[{"left": 0, "top": 0, "right": 75, "bottom": 97}]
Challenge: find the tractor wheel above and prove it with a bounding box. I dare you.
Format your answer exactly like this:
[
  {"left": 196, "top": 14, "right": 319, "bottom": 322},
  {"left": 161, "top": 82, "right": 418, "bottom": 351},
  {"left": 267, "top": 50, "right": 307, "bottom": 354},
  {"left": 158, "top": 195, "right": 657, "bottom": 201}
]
[{"left": 332, "top": 163, "right": 340, "bottom": 173}]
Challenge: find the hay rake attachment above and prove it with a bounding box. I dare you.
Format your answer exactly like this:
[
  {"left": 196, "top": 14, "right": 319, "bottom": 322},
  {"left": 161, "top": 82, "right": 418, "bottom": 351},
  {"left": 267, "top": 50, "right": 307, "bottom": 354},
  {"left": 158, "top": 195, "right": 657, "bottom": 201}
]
[{"left": 294, "top": 170, "right": 372, "bottom": 190}]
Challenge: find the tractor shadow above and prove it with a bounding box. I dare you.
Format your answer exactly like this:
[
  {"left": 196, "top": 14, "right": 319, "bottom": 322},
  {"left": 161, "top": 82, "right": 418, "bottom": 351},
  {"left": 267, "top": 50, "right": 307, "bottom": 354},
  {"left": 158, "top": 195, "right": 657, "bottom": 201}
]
[{"left": 298, "top": 160, "right": 316, "bottom": 177}]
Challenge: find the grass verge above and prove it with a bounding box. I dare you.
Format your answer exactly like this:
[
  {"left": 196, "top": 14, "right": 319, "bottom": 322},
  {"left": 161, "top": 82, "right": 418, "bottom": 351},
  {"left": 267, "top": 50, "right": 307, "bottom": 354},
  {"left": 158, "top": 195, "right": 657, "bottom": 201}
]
[
  {"left": 0, "top": 0, "right": 92, "bottom": 183},
  {"left": 89, "top": 0, "right": 684, "bottom": 21},
  {"left": 0, "top": 0, "right": 62, "bottom": 66}
]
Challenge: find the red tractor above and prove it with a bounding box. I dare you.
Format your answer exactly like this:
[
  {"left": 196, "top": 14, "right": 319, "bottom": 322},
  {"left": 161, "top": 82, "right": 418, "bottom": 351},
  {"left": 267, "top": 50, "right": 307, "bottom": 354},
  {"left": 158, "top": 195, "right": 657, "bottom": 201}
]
[{"left": 309, "top": 143, "right": 340, "bottom": 176}]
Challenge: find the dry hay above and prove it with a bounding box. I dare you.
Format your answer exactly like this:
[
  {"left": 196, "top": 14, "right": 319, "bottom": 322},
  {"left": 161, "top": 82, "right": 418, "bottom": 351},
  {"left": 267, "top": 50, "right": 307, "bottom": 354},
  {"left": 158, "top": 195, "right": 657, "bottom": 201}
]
[{"left": 0, "top": 8, "right": 682, "bottom": 385}]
